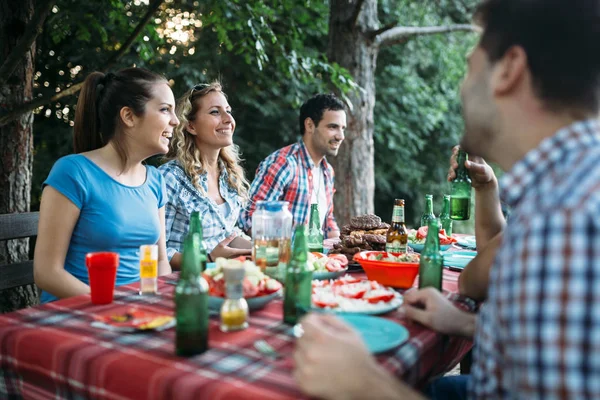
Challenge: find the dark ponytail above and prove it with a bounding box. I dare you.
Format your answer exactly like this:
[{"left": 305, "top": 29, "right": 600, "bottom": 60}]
[
  {"left": 72, "top": 68, "right": 168, "bottom": 169},
  {"left": 73, "top": 72, "right": 105, "bottom": 153}
]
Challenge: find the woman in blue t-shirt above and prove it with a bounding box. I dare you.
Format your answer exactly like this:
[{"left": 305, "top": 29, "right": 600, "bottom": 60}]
[{"left": 34, "top": 68, "right": 179, "bottom": 302}]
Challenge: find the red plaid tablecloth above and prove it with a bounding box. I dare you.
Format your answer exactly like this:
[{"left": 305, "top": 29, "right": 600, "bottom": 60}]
[{"left": 0, "top": 269, "right": 474, "bottom": 400}]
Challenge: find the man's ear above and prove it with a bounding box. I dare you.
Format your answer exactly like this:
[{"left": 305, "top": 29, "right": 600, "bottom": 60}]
[
  {"left": 120, "top": 107, "right": 136, "bottom": 128},
  {"left": 304, "top": 117, "right": 315, "bottom": 135},
  {"left": 491, "top": 45, "right": 527, "bottom": 96}
]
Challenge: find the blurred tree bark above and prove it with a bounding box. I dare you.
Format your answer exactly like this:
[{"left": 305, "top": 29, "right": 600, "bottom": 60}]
[{"left": 0, "top": 0, "right": 44, "bottom": 312}]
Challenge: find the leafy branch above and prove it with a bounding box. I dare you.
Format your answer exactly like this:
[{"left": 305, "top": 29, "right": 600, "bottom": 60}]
[
  {"left": 0, "top": 0, "right": 57, "bottom": 87},
  {"left": 373, "top": 24, "right": 479, "bottom": 48},
  {"left": 0, "top": 0, "right": 164, "bottom": 127}
]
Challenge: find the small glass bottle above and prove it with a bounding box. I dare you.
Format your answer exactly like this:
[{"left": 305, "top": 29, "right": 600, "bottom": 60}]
[
  {"left": 439, "top": 194, "right": 453, "bottom": 236},
  {"left": 386, "top": 199, "right": 408, "bottom": 253},
  {"left": 139, "top": 244, "right": 158, "bottom": 295},
  {"left": 418, "top": 219, "right": 443, "bottom": 291},
  {"left": 307, "top": 204, "right": 324, "bottom": 253},
  {"left": 284, "top": 225, "right": 313, "bottom": 325},
  {"left": 450, "top": 149, "right": 472, "bottom": 220},
  {"left": 220, "top": 263, "right": 249, "bottom": 332},
  {"left": 420, "top": 194, "right": 436, "bottom": 228}
]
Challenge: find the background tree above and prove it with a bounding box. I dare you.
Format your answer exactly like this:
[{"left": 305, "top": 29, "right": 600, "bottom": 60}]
[{"left": 0, "top": 0, "right": 56, "bottom": 312}]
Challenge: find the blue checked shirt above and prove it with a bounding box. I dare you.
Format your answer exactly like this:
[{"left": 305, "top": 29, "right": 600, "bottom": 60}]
[
  {"left": 470, "top": 119, "right": 600, "bottom": 399},
  {"left": 239, "top": 140, "right": 339, "bottom": 236},
  {"left": 159, "top": 160, "right": 246, "bottom": 259}
]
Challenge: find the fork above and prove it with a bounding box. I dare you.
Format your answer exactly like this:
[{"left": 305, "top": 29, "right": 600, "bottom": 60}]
[{"left": 254, "top": 339, "right": 281, "bottom": 359}]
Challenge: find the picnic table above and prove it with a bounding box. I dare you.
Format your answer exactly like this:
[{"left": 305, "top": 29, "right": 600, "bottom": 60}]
[{"left": 0, "top": 269, "right": 474, "bottom": 399}]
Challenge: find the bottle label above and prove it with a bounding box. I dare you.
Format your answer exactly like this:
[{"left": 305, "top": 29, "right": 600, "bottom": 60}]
[
  {"left": 386, "top": 241, "right": 407, "bottom": 253},
  {"left": 140, "top": 259, "right": 158, "bottom": 278},
  {"left": 391, "top": 206, "right": 405, "bottom": 223}
]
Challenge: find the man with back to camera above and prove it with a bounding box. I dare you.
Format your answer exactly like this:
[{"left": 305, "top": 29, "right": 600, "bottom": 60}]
[{"left": 292, "top": 0, "right": 600, "bottom": 398}]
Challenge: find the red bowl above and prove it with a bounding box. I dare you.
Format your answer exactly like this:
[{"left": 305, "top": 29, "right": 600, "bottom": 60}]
[{"left": 353, "top": 251, "right": 420, "bottom": 289}]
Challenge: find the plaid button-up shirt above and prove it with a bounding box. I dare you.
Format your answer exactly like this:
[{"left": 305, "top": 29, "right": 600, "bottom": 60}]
[
  {"left": 470, "top": 119, "right": 600, "bottom": 399},
  {"left": 239, "top": 140, "right": 339, "bottom": 236},
  {"left": 159, "top": 160, "right": 246, "bottom": 259}
]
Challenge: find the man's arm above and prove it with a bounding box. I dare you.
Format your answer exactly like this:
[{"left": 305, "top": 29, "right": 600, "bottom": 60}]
[{"left": 458, "top": 231, "right": 503, "bottom": 301}]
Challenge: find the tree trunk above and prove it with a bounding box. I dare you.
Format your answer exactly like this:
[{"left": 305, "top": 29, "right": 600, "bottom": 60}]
[
  {"left": 0, "top": 0, "right": 39, "bottom": 312},
  {"left": 327, "top": 0, "right": 379, "bottom": 227}
]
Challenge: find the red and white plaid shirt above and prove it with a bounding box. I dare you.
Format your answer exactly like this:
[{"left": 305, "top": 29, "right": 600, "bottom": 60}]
[
  {"left": 470, "top": 119, "right": 600, "bottom": 399},
  {"left": 239, "top": 140, "right": 339, "bottom": 236}
]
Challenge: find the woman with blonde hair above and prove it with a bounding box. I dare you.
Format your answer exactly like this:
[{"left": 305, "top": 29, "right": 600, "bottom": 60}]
[{"left": 160, "top": 82, "right": 252, "bottom": 269}]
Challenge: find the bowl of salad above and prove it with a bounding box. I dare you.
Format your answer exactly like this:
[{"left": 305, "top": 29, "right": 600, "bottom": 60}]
[
  {"left": 203, "top": 258, "right": 282, "bottom": 311},
  {"left": 353, "top": 251, "right": 420, "bottom": 289},
  {"left": 308, "top": 252, "right": 349, "bottom": 280},
  {"left": 408, "top": 226, "right": 456, "bottom": 252}
]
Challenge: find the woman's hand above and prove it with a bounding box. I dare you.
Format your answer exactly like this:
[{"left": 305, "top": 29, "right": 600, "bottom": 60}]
[{"left": 209, "top": 234, "right": 252, "bottom": 260}]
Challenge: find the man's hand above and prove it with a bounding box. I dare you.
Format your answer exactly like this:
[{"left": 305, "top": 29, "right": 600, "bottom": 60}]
[
  {"left": 448, "top": 145, "right": 497, "bottom": 191},
  {"left": 293, "top": 313, "right": 424, "bottom": 400},
  {"left": 401, "top": 288, "right": 476, "bottom": 338},
  {"left": 210, "top": 234, "right": 252, "bottom": 260},
  {"left": 293, "top": 313, "right": 373, "bottom": 399}
]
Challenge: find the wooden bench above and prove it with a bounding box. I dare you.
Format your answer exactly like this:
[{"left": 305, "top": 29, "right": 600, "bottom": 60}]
[{"left": 0, "top": 212, "right": 39, "bottom": 291}]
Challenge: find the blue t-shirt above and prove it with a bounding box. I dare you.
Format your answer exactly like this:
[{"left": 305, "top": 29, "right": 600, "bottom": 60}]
[{"left": 40, "top": 155, "right": 166, "bottom": 303}]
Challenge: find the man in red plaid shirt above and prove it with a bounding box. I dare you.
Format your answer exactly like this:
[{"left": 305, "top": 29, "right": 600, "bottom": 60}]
[{"left": 240, "top": 94, "right": 346, "bottom": 238}]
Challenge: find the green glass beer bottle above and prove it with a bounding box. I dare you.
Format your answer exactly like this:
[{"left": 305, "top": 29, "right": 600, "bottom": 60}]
[
  {"left": 175, "top": 233, "right": 209, "bottom": 356},
  {"left": 189, "top": 211, "right": 208, "bottom": 269},
  {"left": 439, "top": 194, "right": 453, "bottom": 236},
  {"left": 420, "top": 194, "right": 436, "bottom": 228},
  {"left": 418, "top": 219, "right": 443, "bottom": 290},
  {"left": 283, "top": 225, "right": 313, "bottom": 325},
  {"left": 450, "top": 149, "right": 472, "bottom": 220},
  {"left": 307, "top": 204, "right": 324, "bottom": 253}
]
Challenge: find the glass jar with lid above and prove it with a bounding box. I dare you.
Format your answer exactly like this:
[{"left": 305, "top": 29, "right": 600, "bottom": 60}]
[{"left": 252, "top": 201, "right": 293, "bottom": 280}]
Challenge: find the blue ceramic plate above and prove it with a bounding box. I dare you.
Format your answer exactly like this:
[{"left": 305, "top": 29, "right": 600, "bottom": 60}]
[
  {"left": 339, "top": 314, "right": 409, "bottom": 354},
  {"left": 442, "top": 250, "right": 477, "bottom": 269},
  {"left": 208, "top": 291, "right": 281, "bottom": 312},
  {"left": 409, "top": 243, "right": 451, "bottom": 253},
  {"left": 455, "top": 236, "right": 477, "bottom": 250},
  {"left": 312, "top": 269, "right": 348, "bottom": 281}
]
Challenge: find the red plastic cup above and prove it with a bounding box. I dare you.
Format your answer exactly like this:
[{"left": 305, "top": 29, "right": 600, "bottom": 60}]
[{"left": 86, "top": 252, "right": 119, "bottom": 304}]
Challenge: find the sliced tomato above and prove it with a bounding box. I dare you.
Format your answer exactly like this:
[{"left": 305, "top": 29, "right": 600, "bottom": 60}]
[
  {"left": 328, "top": 254, "right": 348, "bottom": 268},
  {"left": 242, "top": 279, "right": 259, "bottom": 298},
  {"left": 364, "top": 291, "right": 395, "bottom": 303},
  {"left": 260, "top": 278, "right": 282, "bottom": 295},
  {"left": 311, "top": 252, "right": 326, "bottom": 259},
  {"left": 416, "top": 226, "right": 428, "bottom": 240},
  {"left": 325, "top": 259, "right": 345, "bottom": 272},
  {"left": 313, "top": 298, "right": 338, "bottom": 308},
  {"left": 234, "top": 256, "right": 249, "bottom": 262},
  {"left": 337, "top": 287, "right": 366, "bottom": 299},
  {"left": 369, "top": 280, "right": 381, "bottom": 290},
  {"left": 332, "top": 276, "right": 361, "bottom": 286}
]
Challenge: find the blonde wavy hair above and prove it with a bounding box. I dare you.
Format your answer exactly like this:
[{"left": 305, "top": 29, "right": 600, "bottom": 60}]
[{"left": 166, "top": 82, "right": 249, "bottom": 199}]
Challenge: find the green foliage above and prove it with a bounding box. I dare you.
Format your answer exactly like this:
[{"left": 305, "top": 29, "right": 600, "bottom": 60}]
[
  {"left": 31, "top": 0, "right": 480, "bottom": 236},
  {"left": 373, "top": 0, "right": 478, "bottom": 231}
]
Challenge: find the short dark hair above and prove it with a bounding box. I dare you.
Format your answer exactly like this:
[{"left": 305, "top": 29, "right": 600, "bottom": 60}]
[
  {"left": 475, "top": 0, "right": 600, "bottom": 113},
  {"left": 74, "top": 68, "right": 167, "bottom": 169},
  {"left": 299, "top": 93, "right": 345, "bottom": 135}
]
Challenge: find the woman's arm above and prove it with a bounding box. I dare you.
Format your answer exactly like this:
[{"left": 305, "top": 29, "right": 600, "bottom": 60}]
[
  {"left": 157, "top": 206, "right": 172, "bottom": 275},
  {"left": 33, "top": 186, "right": 91, "bottom": 299}
]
